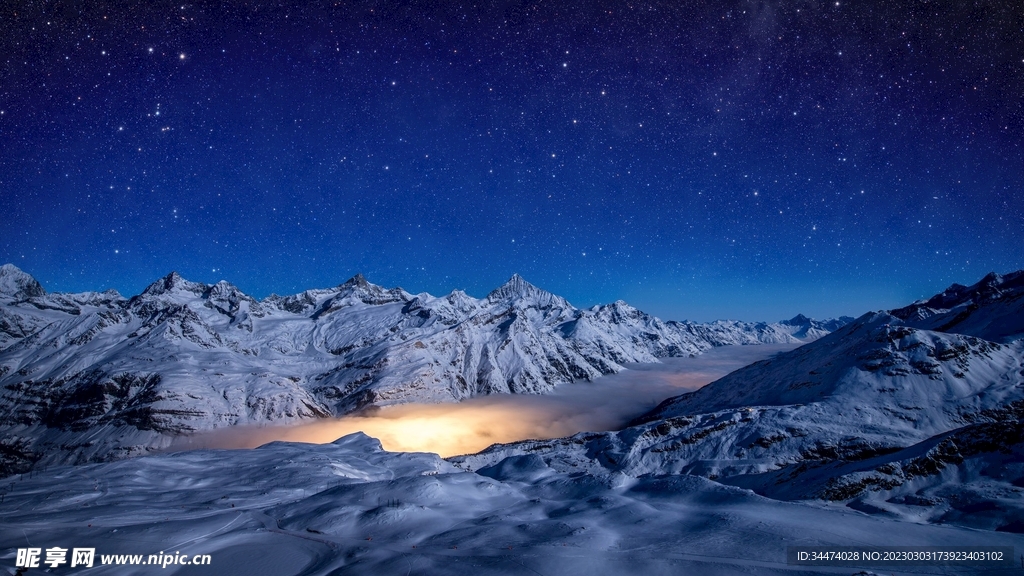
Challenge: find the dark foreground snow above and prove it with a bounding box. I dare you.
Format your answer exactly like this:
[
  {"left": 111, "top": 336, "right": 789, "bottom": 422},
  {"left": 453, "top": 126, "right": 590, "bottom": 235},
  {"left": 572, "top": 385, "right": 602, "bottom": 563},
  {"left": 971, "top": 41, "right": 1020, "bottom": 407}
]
[{"left": 2, "top": 433, "right": 1021, "bottom": 576}]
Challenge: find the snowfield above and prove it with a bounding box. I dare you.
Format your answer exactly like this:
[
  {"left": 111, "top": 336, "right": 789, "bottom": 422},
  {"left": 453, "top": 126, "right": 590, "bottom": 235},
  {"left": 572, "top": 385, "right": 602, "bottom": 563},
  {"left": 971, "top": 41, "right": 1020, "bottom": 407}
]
[
  {"left": 2, "top": 267, "right": 1023, "bottom": 575},
  {"left": 2, "top": 433, "right": 1021, "bottom": 576}
]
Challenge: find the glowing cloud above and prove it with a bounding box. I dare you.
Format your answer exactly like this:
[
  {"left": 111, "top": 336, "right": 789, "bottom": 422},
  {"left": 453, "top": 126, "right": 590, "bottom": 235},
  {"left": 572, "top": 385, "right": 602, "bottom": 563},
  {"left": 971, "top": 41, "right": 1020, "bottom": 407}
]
[{"left": 174, "top": 344, "right": 796, "bottom": 457}]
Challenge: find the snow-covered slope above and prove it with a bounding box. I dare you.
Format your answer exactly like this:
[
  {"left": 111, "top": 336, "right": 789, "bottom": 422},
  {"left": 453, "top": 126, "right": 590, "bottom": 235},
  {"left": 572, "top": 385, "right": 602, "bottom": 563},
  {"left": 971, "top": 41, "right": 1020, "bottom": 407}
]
[
  {"left": 453, "top": 271, "right": 1024, "bottom": 523},
  {"left": 0, "top": 263, "right": 45, "bottom": 300},
  {"left": 0, "top": 265, "right": 845, "bottom": 474},
  {"left": 640, "top": 311, "right": 1021, "bottom": 429},
  {"left": 1, "top": 270, "right": 1021, "bottom": 573},
  {"left": 1, "top": 432, "right": 1019, "bottom": 576},
  {"left": 891, "top": 270, "right": 1024, "bottom": 343}
]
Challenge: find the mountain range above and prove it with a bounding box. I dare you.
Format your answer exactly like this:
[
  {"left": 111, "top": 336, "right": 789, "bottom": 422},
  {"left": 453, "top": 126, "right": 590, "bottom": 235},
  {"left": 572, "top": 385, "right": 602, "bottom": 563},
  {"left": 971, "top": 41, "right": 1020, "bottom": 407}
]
[
  {"left": 1, "top": 268, "right": 1022, "bottom": 574},
  {"left": 454, "top": 270, "right": 1024, "bottom": 531},
  {"left": 0, "top": 264, "right": 848, "bottom": 475}
]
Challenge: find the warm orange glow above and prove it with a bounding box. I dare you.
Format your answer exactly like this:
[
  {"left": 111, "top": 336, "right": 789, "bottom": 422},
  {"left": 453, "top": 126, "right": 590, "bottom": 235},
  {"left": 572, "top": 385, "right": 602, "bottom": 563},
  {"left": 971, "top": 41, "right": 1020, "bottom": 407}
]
[
  {"left": 176, "top": 396, "right": 627, "bottom": 457},
  {"left": 175, "top": 344, "right": 796, "bottom": 457},
  {"left": 276, "top": 400, "right": 597, "bottom": 457}
]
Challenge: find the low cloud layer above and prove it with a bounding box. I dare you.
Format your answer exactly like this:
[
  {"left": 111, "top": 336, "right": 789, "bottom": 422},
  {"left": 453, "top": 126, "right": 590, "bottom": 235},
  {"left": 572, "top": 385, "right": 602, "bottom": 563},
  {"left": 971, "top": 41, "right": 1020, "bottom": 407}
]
[{"left": 173, "top": 344, "right": 796, "bottom": 457}]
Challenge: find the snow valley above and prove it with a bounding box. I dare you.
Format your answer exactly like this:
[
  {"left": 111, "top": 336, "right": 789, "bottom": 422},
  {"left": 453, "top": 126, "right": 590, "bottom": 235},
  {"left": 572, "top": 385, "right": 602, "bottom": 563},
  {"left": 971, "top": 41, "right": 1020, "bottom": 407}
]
[
  {"left": 0, "top": 264, "right": 841, "bottom": 472},
  {"left": 1, "top": 266, "right": 1023, "bottom": 575},
  {"left": 172, "top": 344, "right": 801, "bottom": 457}
]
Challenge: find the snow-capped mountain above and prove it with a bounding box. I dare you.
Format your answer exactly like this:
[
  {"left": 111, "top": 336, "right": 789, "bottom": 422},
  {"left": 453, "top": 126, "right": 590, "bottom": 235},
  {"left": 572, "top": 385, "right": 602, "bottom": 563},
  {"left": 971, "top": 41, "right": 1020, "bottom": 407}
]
[
  {"left": 453, "top": 271, "right": 1024, "bottom": 525},
  {"left": 0, "top": 269, "right": 1021, "bottom": 572},
  {"left": 890, "top": 270, "right": 1024, "bottom": 343},
  {"left": 0, "top": 263, "right": 44, "bottom": 300},
  {"left": 0, "top": 265, "right": 844, "bottom": 474},
  {"left": 778, "top": 313, "right": 855, "bottom": 340}
]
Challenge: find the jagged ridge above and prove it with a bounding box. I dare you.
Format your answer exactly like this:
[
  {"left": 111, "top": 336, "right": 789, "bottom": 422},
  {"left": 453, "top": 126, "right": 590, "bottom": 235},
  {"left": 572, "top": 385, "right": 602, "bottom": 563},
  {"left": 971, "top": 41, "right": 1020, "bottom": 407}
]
[{"left": 0, "top": 265, "right": 845, "bottom": 472}]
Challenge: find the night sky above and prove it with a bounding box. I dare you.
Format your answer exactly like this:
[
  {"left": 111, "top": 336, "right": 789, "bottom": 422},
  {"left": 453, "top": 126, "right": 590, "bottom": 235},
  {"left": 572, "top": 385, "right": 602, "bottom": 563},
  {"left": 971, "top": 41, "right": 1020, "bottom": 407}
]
[{"left": 2, "top": 1, "right": 1022, "bottom": 322}]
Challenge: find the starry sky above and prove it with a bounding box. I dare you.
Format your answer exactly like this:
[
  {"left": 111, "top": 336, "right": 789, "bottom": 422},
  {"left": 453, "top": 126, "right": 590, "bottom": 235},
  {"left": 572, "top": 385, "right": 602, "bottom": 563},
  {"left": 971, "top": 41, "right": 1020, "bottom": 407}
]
[{"left": 1, "top": 1, "right": 1022, "bottom": 322}]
